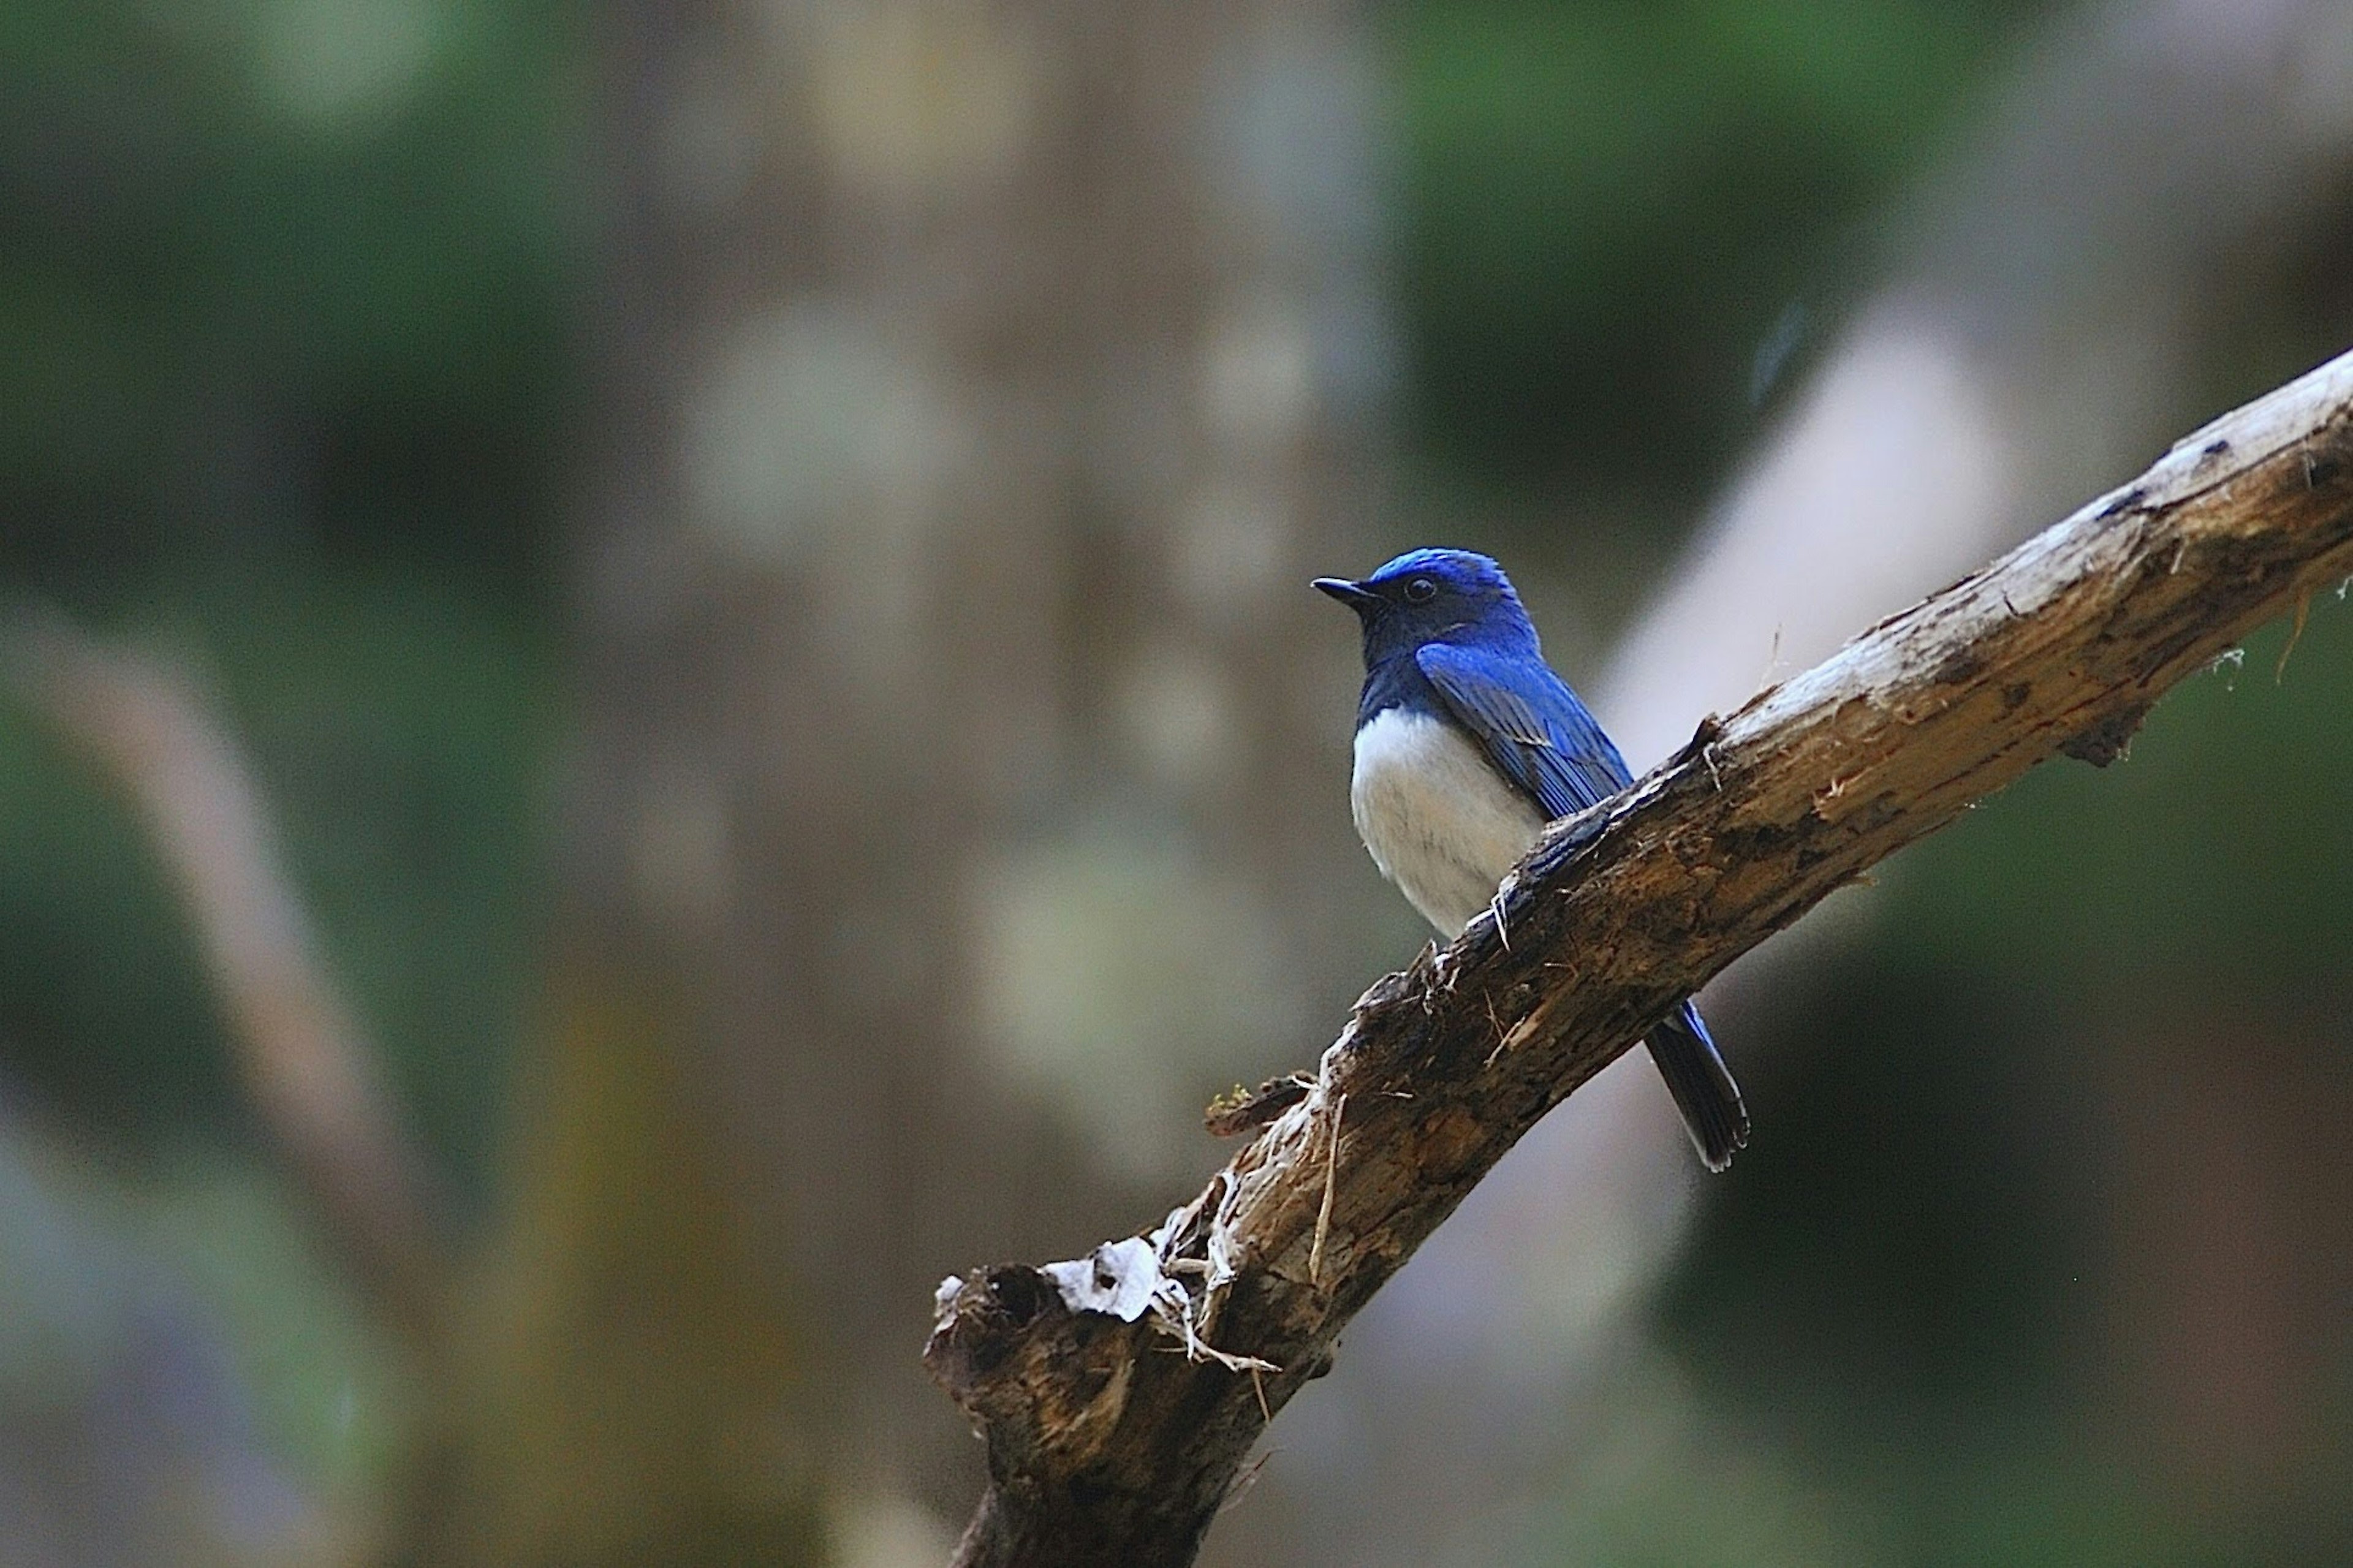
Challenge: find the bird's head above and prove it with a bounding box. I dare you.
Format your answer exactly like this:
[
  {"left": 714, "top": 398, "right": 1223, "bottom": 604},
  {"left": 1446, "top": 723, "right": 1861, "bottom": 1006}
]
[{"left": 1313, "top": 548, "right": 1539, "bottom": 664}]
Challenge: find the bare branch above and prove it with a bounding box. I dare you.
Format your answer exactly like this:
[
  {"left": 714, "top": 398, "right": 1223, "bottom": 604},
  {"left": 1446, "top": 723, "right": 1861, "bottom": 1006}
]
[
  {"left": 928, "top": 349, "right": 2353, "bottom": 1567},
  {"left": 2, "top": 620, "right": 447, "bottom": 1345}
]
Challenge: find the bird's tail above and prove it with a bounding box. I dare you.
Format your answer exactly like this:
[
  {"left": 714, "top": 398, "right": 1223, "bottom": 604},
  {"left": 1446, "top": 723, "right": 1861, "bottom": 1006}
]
[{"left": 1644, "top": 1000, "right": 1749, "bottom": 1172}]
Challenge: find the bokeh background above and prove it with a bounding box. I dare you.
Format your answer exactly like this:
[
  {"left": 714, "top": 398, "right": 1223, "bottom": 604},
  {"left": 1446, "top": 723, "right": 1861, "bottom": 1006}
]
[{"left": 4, "top": 1, "right": 2351, "bottom": 1564}]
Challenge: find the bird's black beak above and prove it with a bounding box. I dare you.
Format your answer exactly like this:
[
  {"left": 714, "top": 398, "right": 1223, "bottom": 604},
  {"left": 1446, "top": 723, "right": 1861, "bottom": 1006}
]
[{"left": 1313, "top": 577, "right": 1377, "bottom": 610}]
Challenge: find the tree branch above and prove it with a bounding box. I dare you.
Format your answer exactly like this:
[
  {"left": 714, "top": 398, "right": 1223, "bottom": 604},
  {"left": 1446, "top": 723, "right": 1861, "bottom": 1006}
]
[
  {"left": 1, "top": 621, "right": 448, "bottom": 1346},
  {"left": 926, "top": 347, "right": 2353, "bottom": 1566}
]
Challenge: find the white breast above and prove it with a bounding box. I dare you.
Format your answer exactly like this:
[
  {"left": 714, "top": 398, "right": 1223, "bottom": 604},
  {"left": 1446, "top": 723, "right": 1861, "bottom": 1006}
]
[{"left": 1351, "top": 707, "right": 1548, "bottom": 937}]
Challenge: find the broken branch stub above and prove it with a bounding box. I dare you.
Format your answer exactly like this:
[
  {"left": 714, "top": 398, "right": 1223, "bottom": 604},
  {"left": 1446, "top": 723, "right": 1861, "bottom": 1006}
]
[{"left": 928, "top": 349, "right": 2353, "bottom": 1568}]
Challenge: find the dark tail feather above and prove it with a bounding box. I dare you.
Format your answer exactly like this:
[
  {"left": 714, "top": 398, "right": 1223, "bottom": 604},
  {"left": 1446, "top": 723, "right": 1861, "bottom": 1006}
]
[{"left": 1644, "top": 1000, "right": 1749, "bottom": 1172}]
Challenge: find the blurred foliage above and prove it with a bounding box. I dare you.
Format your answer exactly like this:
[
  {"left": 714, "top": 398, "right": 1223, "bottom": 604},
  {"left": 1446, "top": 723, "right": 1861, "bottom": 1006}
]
[
  {"left": 0, "top": 0, "right": 582, "bottom": 607},
  {"left": 0, "top": 693, "right": 239, "bottom": 1126},
  {"left": 1388, "top": 4, "right": 2352, "bottom": 1562},
  {"left": 186, "top": 567, "right": 555, "bottom": 1201},
  {"left": 1, "top": 0, "right": 2348, "bottom": 1562},
  {"left": 0, "top": 569, "right": 555, "bottom": 1203},
  {"left": 1392, "top": 0, "right": 2045, "bottom": 514},
  {"left": 141, "top": 1147, "right": 408, "bottom": 1498},
  {"left": 1658, "top": 607, "right": 2353, "bottom": 1565},
  {"left": 0, "top": 0, "right": 577, "bottom": 1166},
  {"left": 1909, "top": 608, "right": 2353, "bottom": 989},
  {"left": 0, "top": 0, "right": 578, "bottom": 1540}
]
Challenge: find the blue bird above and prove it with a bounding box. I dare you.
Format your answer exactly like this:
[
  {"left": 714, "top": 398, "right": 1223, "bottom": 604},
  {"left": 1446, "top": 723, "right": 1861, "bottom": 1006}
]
[{"left": 1315, "top": 548, "right": 1749, "bottom": 1171}]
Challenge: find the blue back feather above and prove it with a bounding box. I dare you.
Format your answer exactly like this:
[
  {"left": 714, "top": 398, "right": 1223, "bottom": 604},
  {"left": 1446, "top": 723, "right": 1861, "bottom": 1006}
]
[
  {"left": 1328, "top": 546, "right": 1751, "bottom": 1170},
  {"left": 1414, "top": 642, "right": 1630, "bottom": 819},
  {"left": 1351, "top": 548, "right": 1631, "bottom": 820}
]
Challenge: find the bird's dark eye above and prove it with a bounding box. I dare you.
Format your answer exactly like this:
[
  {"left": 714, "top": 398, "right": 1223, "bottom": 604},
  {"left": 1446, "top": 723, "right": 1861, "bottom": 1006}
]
[{"left": 1404, "top": 577, "right": 1438, "bottom": 604}]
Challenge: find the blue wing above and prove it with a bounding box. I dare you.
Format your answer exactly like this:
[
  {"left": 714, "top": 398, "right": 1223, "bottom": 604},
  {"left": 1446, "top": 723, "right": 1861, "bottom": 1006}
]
[
  {"left": 1415, "top": 643, "right": 1749, "bottom": 1168},
  {"left": 1414, "top": 642, "right": 1631, "bottom": 820}
]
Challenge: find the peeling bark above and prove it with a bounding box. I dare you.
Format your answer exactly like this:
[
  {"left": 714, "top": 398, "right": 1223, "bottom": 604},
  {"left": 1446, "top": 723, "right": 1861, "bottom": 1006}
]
[{"left": 927, "top": 349, "right": 2353, "bottom": 1566}]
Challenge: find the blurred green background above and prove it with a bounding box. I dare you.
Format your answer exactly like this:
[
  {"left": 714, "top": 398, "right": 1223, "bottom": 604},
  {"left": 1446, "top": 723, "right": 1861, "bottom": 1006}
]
[{"left": 2, "top": 1, "right": 2347, "bottom": 1565}]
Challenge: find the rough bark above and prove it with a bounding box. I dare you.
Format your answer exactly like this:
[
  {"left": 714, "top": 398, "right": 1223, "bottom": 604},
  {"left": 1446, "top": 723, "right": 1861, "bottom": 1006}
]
[{"left": 928, "top": 348, "right": 2353, "bottom": 1567}]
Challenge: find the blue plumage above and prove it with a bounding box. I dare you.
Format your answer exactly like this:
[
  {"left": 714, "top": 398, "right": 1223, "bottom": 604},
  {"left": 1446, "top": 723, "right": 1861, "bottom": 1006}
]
[{"left": 1316, "top": 547, "right": 1750, "bottom": 1171}]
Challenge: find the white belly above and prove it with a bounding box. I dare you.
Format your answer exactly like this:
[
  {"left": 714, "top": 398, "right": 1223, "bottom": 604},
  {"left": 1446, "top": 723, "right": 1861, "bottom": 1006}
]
[{"left": 1351, "top": 707, "right": 1548, "bottom": 937}]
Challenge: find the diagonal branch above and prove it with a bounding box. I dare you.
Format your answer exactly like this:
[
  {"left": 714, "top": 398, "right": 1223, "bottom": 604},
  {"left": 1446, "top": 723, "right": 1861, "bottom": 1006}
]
[
  {"left": 926, "top": 346, "right": 2353, "bottom": 1568},
  {"left": 2, "top": 621, "right": 448, "bottom": 1346}
]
